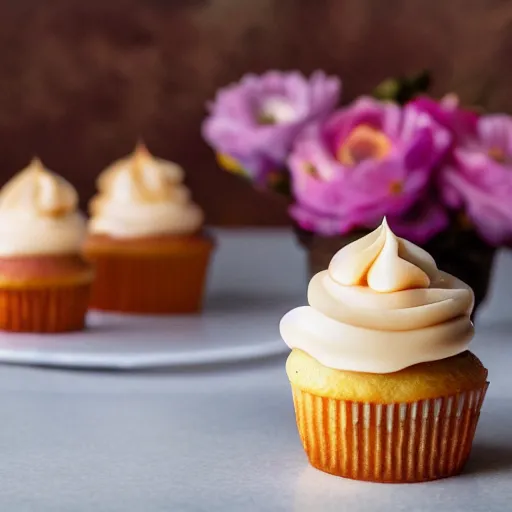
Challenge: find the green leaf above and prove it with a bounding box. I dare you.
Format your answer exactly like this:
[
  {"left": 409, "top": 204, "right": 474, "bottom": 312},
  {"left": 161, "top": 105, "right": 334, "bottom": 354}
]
[{"left": 372, "top": 70, "right": 432, "bottom": 105}]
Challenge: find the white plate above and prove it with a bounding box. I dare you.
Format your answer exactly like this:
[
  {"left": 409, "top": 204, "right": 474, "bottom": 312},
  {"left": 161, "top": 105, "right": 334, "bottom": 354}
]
[{"left": 0, "top": 297, "right": 294, "bottom": 370}]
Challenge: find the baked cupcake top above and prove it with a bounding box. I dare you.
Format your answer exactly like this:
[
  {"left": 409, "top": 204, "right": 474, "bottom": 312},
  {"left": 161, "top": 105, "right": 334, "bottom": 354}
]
[
  {"left": 0, "top": 158, "right": 86, "bottom": 256},
  {"left": 88, "top": 143, "right": 204, "bottom": 238},
  {"left": 280, "top": 218, "right": 475, "bottom": 373}
]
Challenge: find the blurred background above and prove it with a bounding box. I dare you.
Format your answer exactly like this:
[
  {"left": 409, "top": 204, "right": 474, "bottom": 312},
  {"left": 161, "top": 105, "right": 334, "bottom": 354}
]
[{"left": 1, "top": 0, "right": 511, "bottom": 225}]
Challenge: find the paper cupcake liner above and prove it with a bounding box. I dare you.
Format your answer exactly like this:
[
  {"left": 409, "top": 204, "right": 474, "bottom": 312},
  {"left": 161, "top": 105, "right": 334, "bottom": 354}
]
[
  {"left": 291, "top": 383, "right": 488, "bottom": 483},
  {"left": 88, "top": 250, "right": 212, "bottom": 314},
  {"left": 0, "top": 284, "right": 91, "bottom": 333}
]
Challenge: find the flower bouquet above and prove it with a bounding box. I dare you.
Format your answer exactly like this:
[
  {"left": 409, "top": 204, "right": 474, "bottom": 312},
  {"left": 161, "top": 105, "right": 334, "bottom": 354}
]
[{"left": 202, "top": 71, "right": 511, "bottom": 316}]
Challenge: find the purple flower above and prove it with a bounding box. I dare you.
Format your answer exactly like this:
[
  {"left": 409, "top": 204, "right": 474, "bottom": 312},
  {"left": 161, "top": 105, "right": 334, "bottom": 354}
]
[
  {"left": 388, "top": 196, "right": 449, "bottom": 244},
  {"left": 202, "top": 71, "right": 341, "bottom": 184},
  {"left": 288, "top": 97, "right": 451, "bottom": 242},
  {"left": 411, "top": 95, "right": 478, "bottom": 145},
  {"left": 441, "top": 114, "right": 512, "bottom": 245}
]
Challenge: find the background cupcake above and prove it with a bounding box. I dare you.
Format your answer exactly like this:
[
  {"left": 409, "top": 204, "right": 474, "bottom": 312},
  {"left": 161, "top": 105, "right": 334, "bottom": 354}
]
[
  {"left": 280, "top": 219, "right": 488, "bottom": 483},
  {"left": 0, "top": 158, "right": 92, "bottom": 332},
  {"left": 84, "top": 143, "right": 214, "bottom": 314}
]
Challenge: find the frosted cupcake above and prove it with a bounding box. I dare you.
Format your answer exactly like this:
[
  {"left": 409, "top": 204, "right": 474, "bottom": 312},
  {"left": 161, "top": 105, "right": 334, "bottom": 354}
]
[
  {"left": 0, "top": 158, "right": 92, "bottom": 332},
  {"left": 84, "top": 143, "right": 214, "bottom": 314},
  {"left": 280, "top": 218, "right": 488, "bottom": 483}
]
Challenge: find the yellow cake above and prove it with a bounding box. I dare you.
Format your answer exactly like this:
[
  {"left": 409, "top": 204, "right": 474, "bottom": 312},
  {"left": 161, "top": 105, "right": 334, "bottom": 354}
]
[
  {"left": 84, "top": 143, "right": 213, "bottom": 314},
  {"left": 287, "top": 349, "right": 487, "bottom": 404},
  {"left": 0, "top": 159, "right": 92, "bottom": 332},
  {"left": 280, "top": 218, "right": 488, "bottom": 483}
]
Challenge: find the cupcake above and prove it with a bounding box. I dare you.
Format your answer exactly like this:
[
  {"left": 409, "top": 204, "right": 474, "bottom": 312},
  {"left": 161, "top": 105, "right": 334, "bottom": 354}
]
[
  {"left": 280, "top": 218, "right": 488, "bottom": 483},
  {"left": 0, "top": 158, "right": 92, "bottom": 332},
  {"left": 84, "top": 143, "right": 213, "bottom": 314}
]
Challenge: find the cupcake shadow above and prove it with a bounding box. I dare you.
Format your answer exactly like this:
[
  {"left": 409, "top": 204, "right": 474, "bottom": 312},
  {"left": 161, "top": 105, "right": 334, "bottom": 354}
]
[{"left": 463, "top": 442, "right": 512, "bottom": 475}]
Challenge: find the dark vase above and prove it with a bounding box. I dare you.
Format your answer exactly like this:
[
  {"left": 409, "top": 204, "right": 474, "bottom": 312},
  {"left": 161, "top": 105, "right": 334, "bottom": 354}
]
[{"left": 294, "top": 225, "right": 496, "bottom": 321}]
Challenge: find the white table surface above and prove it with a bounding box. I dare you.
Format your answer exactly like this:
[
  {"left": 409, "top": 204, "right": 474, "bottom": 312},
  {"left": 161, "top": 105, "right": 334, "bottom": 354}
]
[{"left": 1, "top": 229, "right": 511, "bottom": 512}]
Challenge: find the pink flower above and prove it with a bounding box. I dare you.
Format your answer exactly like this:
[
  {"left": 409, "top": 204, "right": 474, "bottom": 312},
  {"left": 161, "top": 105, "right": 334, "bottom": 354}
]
[
  {"left": 441, "top": 114, "right": 512, "bottom": 245},
  {"left": 202, "top": 71, "right": 341, "bottom": 184},
  {"left": 411, "top": 95, "right": 478, "bottom": 145},
  {"left": 288, "top": 97, "right": 451, "bottom": 243}
]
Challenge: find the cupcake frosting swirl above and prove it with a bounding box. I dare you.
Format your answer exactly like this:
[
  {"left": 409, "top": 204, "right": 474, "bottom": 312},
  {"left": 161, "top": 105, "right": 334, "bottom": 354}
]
[
  {"left": 280, "top": 219, "right": 475, "bottom": 373},
  {"left": 89, "top": 144, "right": 203, "bottom": 238},
  {"left": 0, "top": 158, "right": 86, "bottom": 256}
]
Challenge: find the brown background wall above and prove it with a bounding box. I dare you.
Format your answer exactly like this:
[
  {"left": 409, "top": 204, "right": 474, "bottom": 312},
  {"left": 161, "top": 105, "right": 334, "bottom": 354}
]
[{"left": 0, "top": 0, "right": 511, "bottom": 225}]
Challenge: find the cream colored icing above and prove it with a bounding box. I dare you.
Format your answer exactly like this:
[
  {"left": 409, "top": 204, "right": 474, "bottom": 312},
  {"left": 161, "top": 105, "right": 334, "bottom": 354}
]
[
  {"left": 280, "top": 218, "right": 475, "bottom": 373},
  {"left": 88, "top": 143, "right": 203, "bottom": 238},
  {"left": 0, "top": 158, "right": 86, "bottom": 256}
]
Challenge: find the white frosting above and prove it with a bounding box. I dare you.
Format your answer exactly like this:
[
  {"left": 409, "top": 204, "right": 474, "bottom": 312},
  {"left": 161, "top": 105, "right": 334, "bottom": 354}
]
[
  {"left": 0, "top": 158, "right": 86, "bottom": 256},
  {"left": 89, "top": 144, "right": 203, "bottom": 238},
  {"left": 280, "top": 219, "right": 475, "bottom": 374}
]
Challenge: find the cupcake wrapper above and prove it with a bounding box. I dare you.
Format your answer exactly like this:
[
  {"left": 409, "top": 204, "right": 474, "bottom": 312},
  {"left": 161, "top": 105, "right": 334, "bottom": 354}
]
[
  {"left": 291, "top": 383, "right": 489, "bottom": 483},
  {"left": 0, "top": 284, "right": 91, "bottom": 333},
  {"left": 88, "top": 250, "right": 212, "bottom": 314}
]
